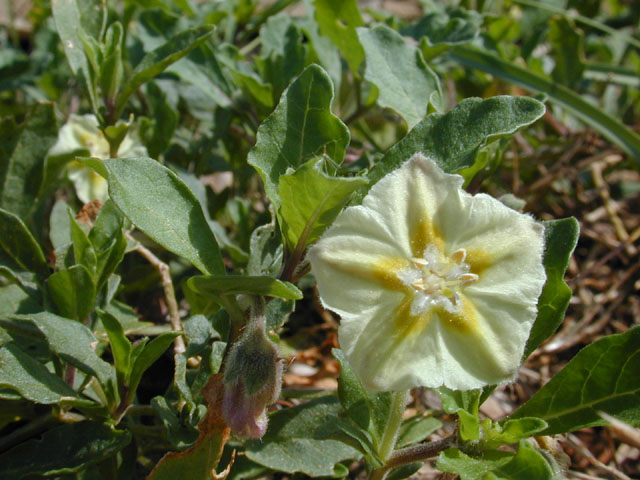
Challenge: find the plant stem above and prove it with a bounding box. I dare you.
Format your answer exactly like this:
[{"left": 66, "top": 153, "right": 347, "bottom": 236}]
[
  {"left": 385, "top": 435, "right": 457, "bottom": 469},
  {"left": 126, "top": 233, "right": 186, "bottom": 356},
  {"left": 369, "top": 390, "right": 410, "bottom": 480}
]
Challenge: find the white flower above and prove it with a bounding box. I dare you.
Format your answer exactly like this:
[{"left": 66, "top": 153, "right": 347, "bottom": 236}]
[
  {"left": 308, "top": 154, "right": 546, "bottom": 392},
  {"left": 48, "top": 114, "right": 147, "bottom": 204}
]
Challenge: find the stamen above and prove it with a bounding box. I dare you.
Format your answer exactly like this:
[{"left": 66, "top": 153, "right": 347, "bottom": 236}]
[
  {"left": 450, "top": 249, "right": 467, "bottom": 264},
  {"left": 460, "top": 273, "right": 479, "bottom": 284}
]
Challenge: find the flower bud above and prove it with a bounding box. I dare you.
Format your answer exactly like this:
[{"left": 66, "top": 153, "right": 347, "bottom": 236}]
[{"left": 222, "top": 321, "right": 282, "bottom": 438}]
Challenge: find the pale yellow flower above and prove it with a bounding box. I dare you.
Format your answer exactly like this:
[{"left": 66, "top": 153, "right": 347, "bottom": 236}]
[
  {"left": 48, "top": 114, "right": 147, "bottom": 204},
  {"left": 308, "top": 154, "right": 546, "bottom": 391}
]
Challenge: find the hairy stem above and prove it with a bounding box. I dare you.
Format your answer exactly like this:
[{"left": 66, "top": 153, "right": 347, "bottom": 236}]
[{"left": 369, "top": 390, "right": 410, "bottom": 480}]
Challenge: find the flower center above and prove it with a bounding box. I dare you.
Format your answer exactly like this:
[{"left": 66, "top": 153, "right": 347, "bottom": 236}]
[{"left": 398, "top": 245, "right": 478, "bottom": 316}]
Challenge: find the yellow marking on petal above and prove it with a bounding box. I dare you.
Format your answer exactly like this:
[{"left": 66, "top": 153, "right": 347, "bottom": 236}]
[
  {"left": 392, "top": 295, "right": 431, "bottom": 339},
  {"left": 410, "top": 217, "right": 443, "bottom": 258},
  {"left": 371, "top": 258, "right": 412, "bottom": 292},
  {"left": 465, "top": 248, "right": 493, "bottom": 276},
  {"left": 436, "top": 295, "right": 478, "bottom": 334}
]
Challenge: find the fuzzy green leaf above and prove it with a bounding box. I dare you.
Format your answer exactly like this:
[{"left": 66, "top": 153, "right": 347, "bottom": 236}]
[
  {"left": 103, "top": 157, "right": 225, "bottom": 275},
  {"left": 524, "top": 218, "right": 579, "bottom": 358},
  {"left": 334, "top": 348, "right": 392, "bottom": 444},
  {"left": 248, "top": 64, "right": 350, "bottom": 210},
  {"left": 116, "top": 25, "right": 215, "bottom": 116},
  {"left": 358, "top": 24, "right": 442, "bottom": 128},
  {"left": 352, "top": 96, "right": 545, "bottom": 203},
  {"left": 0, "top": 342, "right": 90, "bottom": 406},
  {"left": 0, "top": 421, "right": 131, "bottom": 479},
  {"left": 278, "top": 159, "right": 368, "bottom": 251},
  {"left": 0, "top": 208, "right": 48, "bottom": 277},
  {"left": 188, "top": 275, "right": 302, "bottom": 300},
  {"left": 511, "top": 326, "right": 640, "bottom": 434},
  {"left": 0, "top": 103, "right": 59, "bottom": 219},
  {"left": 245, "top": 396, "right": 360, "bottom": 476},
  {"left": 8, "top": 312, "right": 115, "bottom": 398},
  {"left": 313, "top": 0, "right": 364, "bottom": 73},
  {"left": 47, "top": 265, "right": 96, "bottom": 321}
]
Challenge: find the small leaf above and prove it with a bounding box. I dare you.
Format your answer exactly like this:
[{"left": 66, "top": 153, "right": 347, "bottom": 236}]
[
  {"left": 352, "top": 96, "right": 545, "bottom": 203},
  {"left": 313, "top": 0, "right": 364, "bottom": 73},
  {"left": 248, "top": 64, "right": 350, "bottom": 210},
  {"left": 128, "top": 331, "right": 180, "bottom": 401},
  {"left": 247, "top": 223, "right": 283, "bottom": 277},
  {"left": 9, "top": 312, "right": 116, "bottom": 400},
  {"left": 69, "top": 210, "right": 98, "bottom": 276},
  {"left": 457, "top": 409, "right": 480, "bottom": 441},
  {"left": 0, "top": 208, "right": 48, "bottom": 277},
  {"left": 278, "top": 159, "right": 368, "bottom": 251},
  {"left": 402, "top": 7, "right": 482, "bottom": 48},
  {"left": 548, "top": 16, "right": 585, "bottom": 89},
  {"left": 104, "top": 157, "right": 225, "bottom": 275},
  {"left": 245, "top": 396, "right": 360, "bottom": 477},
  {"left": 491, "top": 441, "right": 556, "bottom": 480},
  {"left": 396, "top": 415, "right": 442, "bottom": 448},
  {"left": 0, "top": 103, "right": 59, "bottom": 219},
  {"left": 97, "top": 310, "right": 132, "bottom": 383},
  {"left": 334, "top": 348, "right": 392, "bottom": 444},
  {"left": 358, "top": 24, "right": 442, "bottom": 128},
  {"left": 0, "top": 342, "right": 90, "bottom": 406},
  {"left": 0, "top": 421, "right": 131, "bottom": 479},
  {"left": 116, "top": 25, "right": 215, "bottom": 116},
  {"left": 89, "top": 199, "right": 127, "bottom": 289},
  {"left": 510, "top": 326, "right": 640, "bottom": 434},
  {"left": 437, "top": 448, "right": 512, "bottom": 480},
  {"left": 524, "top": 218, "right": 579, "bottom": 358},
  {"left": 188, "top": 275, "right": 302, "bottom": 300},
  {"left": 491, "top": 417, "right": 548, "bottom": 445},
  {"left": 47, "top": 264, "right": 96, "bottom": 321},
  {"left": 437, "top": 387, "right": 481, "bottom": 416}
]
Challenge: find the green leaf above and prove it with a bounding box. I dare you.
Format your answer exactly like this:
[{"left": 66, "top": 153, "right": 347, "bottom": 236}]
[
  {"left": 245, "top": 396, "right": 361, "bottom": 476},
  {"left": 490, "top": 441, "right": 556, "bottom": 480},
  {"left": 97, "top": 310, "right": 132, "bottom": 383},
  {"left": 548, "top": 16, "right": 584, "bottom": 89},
  {"left": 247, "top": 64, "right": 350, "bottom": 210},
  {"left": 313, "top": 0, "right": 364, "bottom": 73},
  {"left": 488, "top": 417, "right": 548, "bottom": 445},
  {"left": 140, "top": 82, "right": 179, "bottom": 159},
  {"left": 8, "top": 312, "right": 116, "bottom": 400},
  {"left": 510, "top": 326, "right": 640, "bottom": 434},
  {"left": 437, "top": 387, "right": 481, "bottom": 416},
  {"left": 116, "top": 25, "right": 215, "bottom": 117},
  {"left": 396, "top": 415, "right": 442, "bottom": 448},
  {"left": 524, "top": 218, "right": 579, "bottom": 358},
  {"left": 69, "top": 210, "right": 98, "bottom": 276},
  {"left": 47, "top": 265, "right": 96, "bottom": 321},
  {"left": 0, "top": 342, "right": 90, "bottom": 406},
  {"left": 258, "top": 14, "right": 307, "bottom": 100},
  {"left": 128, "top": 331, "right": 180, "bottom": 401},
  {"left": 334, "top": 348, "right": 392, "bottom": 445},
  {"left": 450, "top": 45, "right": 640, "bottom": 162},
  {"left": 188, "top": 275, "right": 302, "bottom": 300},
  {"left": 89, "top": 199, "right": 127, "bottom": 289},
  {"left": 457, "top": 409, "right": 480, "bottom": 441},
  {"left": 51, "top": 0, "right": 99, "bottom": 112},
  {"left": 0, "top": 103, "right": 59, "bottom": 219},
  {"left": 0, "top": 208, "right": 48, "bottom": 277},
  {"left": 104, "top": 157, "right": 225, "bottom": 275},
  {"left": 358, "top": 24, "right": 442, "bottom": 128},
  {"left": 278, "top": 159, "right": 368, "bottom": 251},
  {"left": 402, "top": 7, "right": 482, "bottom": 47},
  {"left": 247, "top": 223, "right": 283, "bottom": 277},
  {"left": 437, "top": 448, "right": 512, "bottom": 480},
  {"left": 0, "top": 421, "right": 131, "bottom": 479},
  {"left": 352, "top": 96, "right": 545, "bottom": 203}
]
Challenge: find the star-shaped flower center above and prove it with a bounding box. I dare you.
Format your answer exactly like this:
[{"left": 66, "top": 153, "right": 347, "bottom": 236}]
[{"left": 397, "top": 245, "right": 478, "bottom": 316}]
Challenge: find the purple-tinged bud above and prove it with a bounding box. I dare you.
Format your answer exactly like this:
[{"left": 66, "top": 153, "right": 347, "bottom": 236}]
[{"left": 222, "top": 321, "right": 282, "bottom": 438}]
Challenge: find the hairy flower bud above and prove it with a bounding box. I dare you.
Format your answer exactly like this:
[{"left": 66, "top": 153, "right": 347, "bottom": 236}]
[{"left": 222, "top": 320, "right": 282, "bottom": 438}]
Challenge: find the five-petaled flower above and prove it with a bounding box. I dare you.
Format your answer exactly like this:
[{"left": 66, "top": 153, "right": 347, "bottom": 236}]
[{"left": 308, "top": 154, "right": 546, "bottom": 392}]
